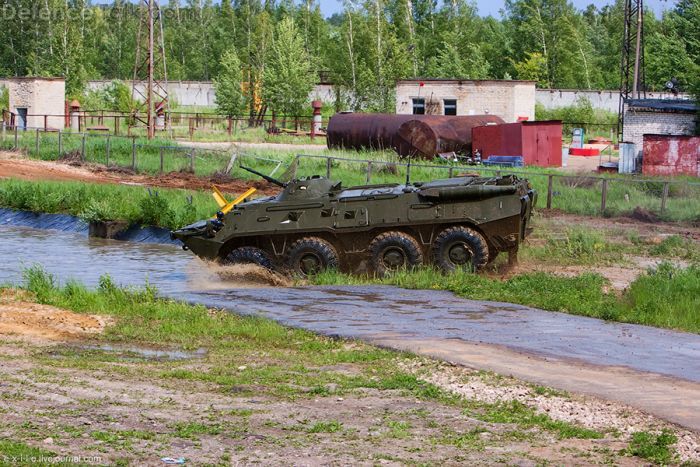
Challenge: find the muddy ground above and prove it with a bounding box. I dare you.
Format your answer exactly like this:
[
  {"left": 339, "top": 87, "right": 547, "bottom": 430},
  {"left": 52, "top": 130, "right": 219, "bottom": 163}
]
[
  {"left": 0, "top": 151, "right": 279, "bottom": 195},
  {"left": 0, "top": 290, "right": 697, "bottom": 465}
]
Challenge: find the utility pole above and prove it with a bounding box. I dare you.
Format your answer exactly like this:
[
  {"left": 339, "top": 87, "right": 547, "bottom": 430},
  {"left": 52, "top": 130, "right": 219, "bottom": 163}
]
[
  {"left": 133, "top": 0, "right": 169, "bottom": 139},
  {"left": 618, "top": 0, "right": 645, "bottom": 141}
]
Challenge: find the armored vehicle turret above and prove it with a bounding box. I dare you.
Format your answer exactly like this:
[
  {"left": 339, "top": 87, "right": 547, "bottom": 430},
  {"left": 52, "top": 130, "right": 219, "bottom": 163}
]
[{"left": 171, "top": 167, "right": 536, "bottom": 276}]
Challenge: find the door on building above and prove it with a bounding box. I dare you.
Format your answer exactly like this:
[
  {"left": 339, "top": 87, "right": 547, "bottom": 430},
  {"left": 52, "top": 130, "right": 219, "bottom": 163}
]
[
  {"left": 17, "top": 108, "right": 27, "bottom": 130},
  {"left": 536, "top": 128, "right": 550, "bottom": 166}
]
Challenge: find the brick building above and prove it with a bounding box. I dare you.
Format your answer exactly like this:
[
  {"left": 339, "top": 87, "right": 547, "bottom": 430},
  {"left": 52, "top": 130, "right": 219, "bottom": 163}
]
[
  {"left": 395, "top": 79, "right": 536, "bottom": 123},
  {"left": 622, "top": 99, "right": 698, "bottom": 159},
  {"left": 7, "top": 77, "right": 66, "bottom": 130}
]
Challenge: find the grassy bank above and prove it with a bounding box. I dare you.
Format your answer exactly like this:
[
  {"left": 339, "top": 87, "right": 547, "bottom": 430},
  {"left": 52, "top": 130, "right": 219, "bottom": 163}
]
[
  {"left": 3, "top": 128, "right": 700, "bottom": 222},
  {"left": 0, "top": 267, "right": 647, "bottom": 465},
  {"left": 0, "top": 178, "right": 216, "bottom": 230},
  {"left": 312, "top": 263, "right": 700, "bottom": 334}
]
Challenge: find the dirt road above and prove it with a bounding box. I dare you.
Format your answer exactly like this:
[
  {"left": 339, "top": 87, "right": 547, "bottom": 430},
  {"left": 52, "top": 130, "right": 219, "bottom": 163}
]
[{"left": 0, "top": 152, "right": 279, "bottom": 195}]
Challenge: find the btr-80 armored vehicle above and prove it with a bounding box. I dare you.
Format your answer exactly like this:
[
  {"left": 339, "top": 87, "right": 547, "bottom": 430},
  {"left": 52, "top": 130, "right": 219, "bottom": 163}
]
[{"left": 171, "top": 166, "right": 536, "bottom": 276}]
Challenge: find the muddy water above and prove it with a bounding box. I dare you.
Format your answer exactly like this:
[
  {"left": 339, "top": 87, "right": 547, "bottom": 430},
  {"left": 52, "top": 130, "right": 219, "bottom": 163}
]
[{"left": 2, "top": 225, "right": 700, "bottom": 385}]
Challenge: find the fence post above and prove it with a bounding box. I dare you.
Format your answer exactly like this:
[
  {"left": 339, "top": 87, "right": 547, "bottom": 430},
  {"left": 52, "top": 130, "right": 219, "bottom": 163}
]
[
  {"left": 366, "top": 161, "right": 373, "bottom": 183},
  {"left": 43, "top": 115, "right": 48, "bottom": 131},
  {"left": 131, "top": 137, "right": 137, "bottom": 170},
  {"left": 160, "top": 147, "right": 164, "bottom": 173},
  {"left": 114, "top": 116, "right": 119, "bottom": 135},
  {"left": 35, "top": 129, "right": 40, "bottom": 156},
  {"left": 13, "top": 125, "right": 18, "bottom": 149},
  {"left": 448, "top": 166, "right": 454, "bottom": 178},
  {"left": 600, "top": 179, "right": 608, "bottom": 214},
  {"left": 326, "top": 157, "right": 332, "bottom": 178},
  {"left": 105, "top": 135, "right": 111, "bottom": 166},
  {"left": 58, "top": 130, "right": 63, "bottom": 155},
  {"left": 546, "top": 175, "right": 553, "bottom": 209},
  {"left": 190, "top": 148, "right": 196, "bottom": 173},
  {"left": 227, "top": 117, "right": 232, "bottom": 136},
  {"left": 661, "top": 182, "right": 670, "bottom": 215},
  {"left": 81, "top": 133, "right": 86, "bottom": 162}
]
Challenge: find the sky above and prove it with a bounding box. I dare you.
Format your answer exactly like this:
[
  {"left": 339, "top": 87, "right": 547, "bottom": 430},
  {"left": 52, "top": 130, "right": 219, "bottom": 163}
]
[
  {"left": 319, "top": 0, "right": 674, "bottom": 18},
  {"left": 91, "top": 0, "right": 675, "bottom": 19}
]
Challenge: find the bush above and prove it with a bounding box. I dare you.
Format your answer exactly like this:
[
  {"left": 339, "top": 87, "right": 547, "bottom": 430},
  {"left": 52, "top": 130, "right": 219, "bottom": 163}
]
[
  {"left": 82, "top": 80, "right": 136, "bottom": 112},
  {"left": 137, "top": 191, "right": 176, "bottom": 228},
  {"left": 536, "top": 96, "right": 617, "bottom": 136}
]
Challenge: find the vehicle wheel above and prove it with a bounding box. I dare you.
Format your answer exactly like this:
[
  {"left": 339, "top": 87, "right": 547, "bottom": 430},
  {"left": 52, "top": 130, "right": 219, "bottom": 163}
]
[
  {"left": 369, "top": 231, "right": 424, "bottom": 276},
  {"left": 285, "top": 237, "right": 339, "bottom": 277},
  {"left": 223, "top": 247, "right": 274, "bottom": 270},
  {"left": 432, "top": 226, "right": 489, "bottom": 273}
]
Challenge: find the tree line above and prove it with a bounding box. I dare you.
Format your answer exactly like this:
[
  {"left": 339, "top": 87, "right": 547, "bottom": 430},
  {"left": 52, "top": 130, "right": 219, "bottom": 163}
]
[{"left": 0, "top": 0, "right": 698, "bottom": 117}]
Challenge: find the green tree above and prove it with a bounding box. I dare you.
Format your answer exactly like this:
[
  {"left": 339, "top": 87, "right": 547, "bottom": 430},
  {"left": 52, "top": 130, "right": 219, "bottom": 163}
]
[
  {"left": 262, "top": 17, "right": 316, "bottom": 116},
  {"left": 514, "top": 52, "right": 548, "bottom": 86},
  {"left": 214, "top": 49, "right": 247, "bottom": 117},
  {"left": 427, "top": 38, "right": 490, "bottom": 79}
]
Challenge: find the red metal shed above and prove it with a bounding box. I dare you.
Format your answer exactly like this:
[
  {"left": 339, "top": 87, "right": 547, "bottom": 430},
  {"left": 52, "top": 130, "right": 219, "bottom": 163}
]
[
  {"left": 472, "top": 121, "right": 563, "bottom": 167},
  {"left": 642, "top": 134, "right": 700, "bottom": 177}
]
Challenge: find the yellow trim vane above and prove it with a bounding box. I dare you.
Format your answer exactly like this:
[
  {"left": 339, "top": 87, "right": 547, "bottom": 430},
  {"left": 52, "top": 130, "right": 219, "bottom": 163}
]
[{"left": 212, "top": 186, "right": 257, "bottom": 216}]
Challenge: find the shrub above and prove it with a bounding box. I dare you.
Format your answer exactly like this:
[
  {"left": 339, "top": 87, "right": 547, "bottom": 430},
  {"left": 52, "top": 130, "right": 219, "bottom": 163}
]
[{"left": 137, "top": 191, "right": 176, "bottom": 228}]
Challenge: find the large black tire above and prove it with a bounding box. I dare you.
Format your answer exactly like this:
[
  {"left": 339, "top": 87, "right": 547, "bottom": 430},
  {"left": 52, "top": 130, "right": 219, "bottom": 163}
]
[
  {"left": 369, "top": 231, "right": 424, "bottom": 276},
  {"left": 432, "top": 226, "right": 489, "bottom": 273},
  {"left": 223, "top": 247, "right": 274, "bottom": 270},
  {"left": 285, "top": 237, "right": 339, "bottom": 277}
]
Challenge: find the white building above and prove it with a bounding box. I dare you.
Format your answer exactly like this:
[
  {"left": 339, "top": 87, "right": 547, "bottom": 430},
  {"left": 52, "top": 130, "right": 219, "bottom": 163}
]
[
  {"left": 395, "top": 79, "right": 536, "bottom": 123},
  {"left": 7, "top": 77, "right": 66, "bottom": 129}
]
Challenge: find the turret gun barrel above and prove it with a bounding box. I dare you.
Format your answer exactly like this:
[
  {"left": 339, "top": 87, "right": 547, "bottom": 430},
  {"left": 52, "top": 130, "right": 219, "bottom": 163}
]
[{"left": 240, "top": 165, "right": 287, "bottom": 188}]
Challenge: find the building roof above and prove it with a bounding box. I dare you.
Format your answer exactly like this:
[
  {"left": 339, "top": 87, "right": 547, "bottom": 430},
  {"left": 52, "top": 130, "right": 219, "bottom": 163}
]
[
  {"left": 627, "top": 99, "right": 698, "bottom": 114},
  {"left": 3, "top": 77, "right": 66, "bottom": 84},
  {"left": 397, "top": 78, "right": 536, "bottom": 85}
]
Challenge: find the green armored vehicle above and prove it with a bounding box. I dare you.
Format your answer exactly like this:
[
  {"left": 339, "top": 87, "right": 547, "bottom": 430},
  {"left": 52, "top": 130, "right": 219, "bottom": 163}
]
[{"left": 171, "top": 166, "right": 536, "bottom": 276}]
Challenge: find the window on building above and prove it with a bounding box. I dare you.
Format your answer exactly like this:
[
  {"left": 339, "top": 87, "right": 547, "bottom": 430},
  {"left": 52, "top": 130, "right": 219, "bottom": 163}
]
[
  {"left": 412, "top": 98, "right": 425, "bottom": 115},
  {"left": 443, "top": 99, "right": 457, "bottom": 116}
]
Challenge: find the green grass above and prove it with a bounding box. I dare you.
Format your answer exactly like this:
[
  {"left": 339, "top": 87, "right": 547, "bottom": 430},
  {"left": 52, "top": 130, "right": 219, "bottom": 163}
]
[
  {"left": 307, "top": 420, "right": 343, "bottom": 433},
  {"left": 12, "top": 266, "right": 605, "bottom": 441},
  {"left": 0, "top": 178, "right": 216, "bottom": 230},
  {"left": 3, "top": 125, "right": 700, "bottom": 223},
  {"left": 477, "top": 400, "right": 602, "bottom": 440},
  {"left": 0, "top": 440, "right": 73, "bottom": 466},
  {"left": 627, "top": 430, "right": 677, "bottom": 464},
  {"left": 311, "top": 263, "right": 700, "bottom": 334}
]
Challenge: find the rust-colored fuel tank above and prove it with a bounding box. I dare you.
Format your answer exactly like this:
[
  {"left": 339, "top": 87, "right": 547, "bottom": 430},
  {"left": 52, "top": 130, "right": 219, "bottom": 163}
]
[{"left": 326, "top": 113, "right": 505, "bottom": 158}]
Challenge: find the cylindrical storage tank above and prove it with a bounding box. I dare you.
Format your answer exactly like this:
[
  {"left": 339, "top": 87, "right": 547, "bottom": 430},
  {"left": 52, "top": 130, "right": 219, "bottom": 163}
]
[
  {"left": 327, "top": 113, "right": 505, "bottom": 158},
  {"left": 394, "top": 120, "right": 439, "bottom": 157}
]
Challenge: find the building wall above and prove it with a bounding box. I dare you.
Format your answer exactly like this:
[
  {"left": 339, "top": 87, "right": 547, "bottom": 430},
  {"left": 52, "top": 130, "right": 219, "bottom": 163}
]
[
  {"left": 643, "top": 135, "right": 699, "bottom": 177},
  {"left": 87, "top": 80, "right": 337, "bottom": 109},
  {"left": 7, "top": 78, "right": 66, "bottom": 129},
  {"left": 395, "top": 80, "right": 536, "bottom": 123},
  {"left": 622, "top": 107, "right": 696, "bottom": 159},
  {"left": 536, "top": 89, "right": 691, "bottom": 113}
]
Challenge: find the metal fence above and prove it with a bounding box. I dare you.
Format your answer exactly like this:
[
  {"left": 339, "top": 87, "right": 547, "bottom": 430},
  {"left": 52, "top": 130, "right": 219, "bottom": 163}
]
[
  {"left": 291, "top": 154, "right": 700, "bottom": 221},
  {"left": 1, "top": 124, "right": 698, "bottom": 222},
  {"left": 1, "top": 109, "right": 327, "bottom": 142}
]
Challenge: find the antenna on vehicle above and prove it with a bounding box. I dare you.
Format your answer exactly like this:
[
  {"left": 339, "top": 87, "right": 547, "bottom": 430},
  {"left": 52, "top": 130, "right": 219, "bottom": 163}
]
[{"left": 405, "top": 132, "right": 415, "bottom": 186}]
